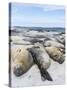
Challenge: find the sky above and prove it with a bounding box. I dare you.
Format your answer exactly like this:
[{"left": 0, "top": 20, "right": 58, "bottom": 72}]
[{"left": 11, "top": 3, "right": 65, "bottom": 27}]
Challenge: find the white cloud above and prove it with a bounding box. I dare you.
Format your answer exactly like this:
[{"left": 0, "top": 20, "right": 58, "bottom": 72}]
[
  {"left": 12, "top": 3, "right": 65, "bottom": 11},
  {"left": 11, "top": 3, "right": 65, "bottom": 27},
  {"left": 31, "top": 4, "right": 65, "bottom": 11},
  {"left": 43, "top": 6, "right": 64, "bottom": 11}
]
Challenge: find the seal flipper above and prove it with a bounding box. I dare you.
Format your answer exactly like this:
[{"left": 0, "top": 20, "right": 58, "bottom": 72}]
[{"left": 39, "top": 68, "right": 53, "bottom": 81}]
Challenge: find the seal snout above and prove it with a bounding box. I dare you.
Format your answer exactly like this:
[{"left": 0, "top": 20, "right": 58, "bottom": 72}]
[
  {"left": 58, "top": 55, "right": 65, "bottom": 64},
  {"left": 13, "top": 65, "right": 23, "bottom": 77},
  {"left": 58, "top": 60, "right": 64, "bottom": 64}
]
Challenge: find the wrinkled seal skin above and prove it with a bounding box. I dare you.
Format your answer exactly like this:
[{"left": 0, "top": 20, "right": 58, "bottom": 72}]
[
  {"left": 11, "top": 48, "right": 34, "bottom": 77},
  {"left": 27, "top": 46, "right": 53, "bottom": 81},
  {"left": 45, "top": 47, "right": 65, "bottom": 64}
]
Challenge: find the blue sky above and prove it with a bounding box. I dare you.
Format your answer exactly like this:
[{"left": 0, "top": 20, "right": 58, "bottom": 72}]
[{"left": 11, "top": 3, "right": 65, "bottom": 27}]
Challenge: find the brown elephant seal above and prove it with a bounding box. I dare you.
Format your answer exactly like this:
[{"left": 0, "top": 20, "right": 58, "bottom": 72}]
[
  {"left": 11, "top": 47, "right": 34, "bottom": 76},
  {"left": 27, "top": 43, "right": 53, "bottom": 81},
  {"left": 45, "top": 46, "right": 65, "bottom": 64}
]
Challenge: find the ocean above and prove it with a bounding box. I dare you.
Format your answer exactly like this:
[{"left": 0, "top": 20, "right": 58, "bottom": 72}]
[{"left": 10, "top": 27, "right": 65, "bottom": 36}]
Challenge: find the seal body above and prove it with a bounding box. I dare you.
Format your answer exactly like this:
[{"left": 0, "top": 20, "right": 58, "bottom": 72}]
[
  {"left": 28, "top": 46, "right": 51, "bottom": 70},
  {"left": 11, "top": 47, "right": 33, "bottom": 76},
  {"left": 45, "top": 46, "right": 65, "bottom": 64},
  {"left": 28, "top": 46, "right": 52, "bottom": 81},
  {"left": 44, "top": 40, "right": 64, "bottom": 49}
]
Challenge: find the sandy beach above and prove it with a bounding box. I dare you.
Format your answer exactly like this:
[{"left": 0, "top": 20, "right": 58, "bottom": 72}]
[
  {"left": 10, "top": 29, "right": 65, "bottom": 87},
  {"left": 11, "top": 60, "right": 65, "bottom": 87}
]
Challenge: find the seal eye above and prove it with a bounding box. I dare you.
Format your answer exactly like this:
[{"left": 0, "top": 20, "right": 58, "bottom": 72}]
[
  {"left": 54, "top": 54, "right": 58, "bottom": 58},
  {"left": 13, "top": 65, "right": 23, "bottom": 77}
]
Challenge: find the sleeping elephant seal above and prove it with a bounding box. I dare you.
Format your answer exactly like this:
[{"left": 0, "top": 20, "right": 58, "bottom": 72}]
[
  {"left": 43, "top": 40, "right": 65, "bottom": 50},
  {"left": 43, "top": 40, "right": 65, "bottom": 54},
  {"left": 45, "top": 46, "right": 65, "bottom": 64},
  {"left": 27, "top": 44, "right": 53, "bottom": 81},
  {"left": 11, "top": 47, "right": 34, "bottom": 77}
]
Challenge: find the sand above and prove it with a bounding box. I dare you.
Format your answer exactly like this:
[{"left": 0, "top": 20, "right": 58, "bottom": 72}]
[
  {"left": 10, "top": 30, "right": 65, "bottom": 87},
  {"left": 11, "top": 60, "right": 65, "bottom": 87}
]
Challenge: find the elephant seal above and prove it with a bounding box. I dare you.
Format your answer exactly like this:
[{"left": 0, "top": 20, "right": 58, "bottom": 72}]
[
  {"left": 55, "top": 34, "right": 65, "bottom": 45},
  {"left": 27, "top": 43, "right": 53, "bottom": 81},
  {"left": 45, "top": 46, "right": 65, "bottom": 64},
  {"left": 43, "top": 40, "right": 65, "bottom": 54},
  {"left": 11, "top": 47, "right": 34, "bottom": 76},
  {"left": 44, "top": 40, "right": 64, "bottom": 49}
]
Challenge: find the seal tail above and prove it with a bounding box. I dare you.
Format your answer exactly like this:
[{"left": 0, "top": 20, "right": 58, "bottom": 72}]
[{"left": 40, "top": 68, "right": 53, "bottom": 81}]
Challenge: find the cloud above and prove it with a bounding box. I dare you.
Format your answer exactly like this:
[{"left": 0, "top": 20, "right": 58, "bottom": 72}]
[
  {"left": 26, "top": 3, "right": 65, "bottom": 11},
  {"left": 35, "top": 4, "right": 65, "bottom": 11},
  {"left": 12, "top": 3, "right": 65, "bottom": 12},
  {"left": 11, "top": 3, "right": 65, "bottom": 27},
  {"left": 43, "top": 5, "right": 64, "bottom": 11}
]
